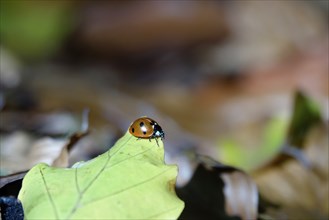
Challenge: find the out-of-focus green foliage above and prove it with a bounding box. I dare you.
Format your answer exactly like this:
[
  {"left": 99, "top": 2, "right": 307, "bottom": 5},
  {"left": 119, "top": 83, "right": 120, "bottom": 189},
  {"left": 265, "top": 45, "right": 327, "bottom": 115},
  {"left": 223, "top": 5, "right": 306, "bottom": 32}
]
[
  {"left": 287, "top": 91, "right": 322, "bottom": 147},
  {"left": 0, "top": 1, "right": 74, "bottom": 61},
  {"left": 218, "top": 91, "right": 323, "bottom": 171},
  {"left": 219, "top": 117, "right": 288, "bottom": 171}
]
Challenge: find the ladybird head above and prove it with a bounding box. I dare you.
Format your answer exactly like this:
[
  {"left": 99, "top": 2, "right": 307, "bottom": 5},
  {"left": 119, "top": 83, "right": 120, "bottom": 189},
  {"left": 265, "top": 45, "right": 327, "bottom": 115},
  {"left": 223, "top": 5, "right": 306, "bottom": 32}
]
[{"left": 152, "top": 123, "right": 165, "bottom": 139}]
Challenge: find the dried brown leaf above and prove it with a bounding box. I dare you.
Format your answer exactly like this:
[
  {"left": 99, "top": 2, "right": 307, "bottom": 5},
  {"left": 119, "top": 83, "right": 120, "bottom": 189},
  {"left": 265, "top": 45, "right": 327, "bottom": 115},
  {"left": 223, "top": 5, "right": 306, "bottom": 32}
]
[
  {"left": 222, "top": 171, "right": 258, "bottom": 220},
  {"left": 178, "top": 155, "right": 259, "bottom": 220},
  {"left": 0, "top": 171, "right": 27, "bottom": 189},
  {"left": 254, "top": 124, "right": 329, "bottom": 219},
  {"left": 52, "top": 130, "right": 89, "bottom": 167}
]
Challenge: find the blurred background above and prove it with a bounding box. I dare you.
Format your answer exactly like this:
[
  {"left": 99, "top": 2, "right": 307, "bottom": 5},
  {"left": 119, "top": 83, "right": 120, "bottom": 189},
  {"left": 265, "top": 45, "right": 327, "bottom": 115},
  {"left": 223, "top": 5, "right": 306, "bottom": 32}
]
[{"left": 0, "top": 1, "right": 328, "bottom": 219}]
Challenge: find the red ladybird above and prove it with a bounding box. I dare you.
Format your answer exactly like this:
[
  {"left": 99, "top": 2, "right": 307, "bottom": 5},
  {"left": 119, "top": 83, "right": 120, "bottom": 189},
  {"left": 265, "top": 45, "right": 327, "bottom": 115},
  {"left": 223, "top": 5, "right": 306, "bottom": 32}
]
[{"left": 129, "top": 117, "right": 165, "bottom": 145}]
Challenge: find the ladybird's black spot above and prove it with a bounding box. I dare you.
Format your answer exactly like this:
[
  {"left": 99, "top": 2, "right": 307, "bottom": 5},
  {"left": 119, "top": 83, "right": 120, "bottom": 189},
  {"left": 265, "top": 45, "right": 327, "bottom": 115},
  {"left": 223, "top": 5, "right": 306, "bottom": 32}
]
[
  {"left": 132, "top": 128, "right": 135, "bottom": 133},
  {"left": 150, "top": 121, "right": 154, "bottom": 125},
  {"left": 143, "top": 131, "right": 146, "bottom": 135},
  {"left": 140, "top": 122, "right": 144, "bottom": 127}
]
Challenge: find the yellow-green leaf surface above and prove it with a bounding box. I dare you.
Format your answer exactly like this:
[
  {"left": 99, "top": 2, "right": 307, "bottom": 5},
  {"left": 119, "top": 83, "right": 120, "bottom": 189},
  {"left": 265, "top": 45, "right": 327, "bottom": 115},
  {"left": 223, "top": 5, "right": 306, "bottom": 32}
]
[{"left": 18, "top": 132, "right": 184, "bottom": 219}]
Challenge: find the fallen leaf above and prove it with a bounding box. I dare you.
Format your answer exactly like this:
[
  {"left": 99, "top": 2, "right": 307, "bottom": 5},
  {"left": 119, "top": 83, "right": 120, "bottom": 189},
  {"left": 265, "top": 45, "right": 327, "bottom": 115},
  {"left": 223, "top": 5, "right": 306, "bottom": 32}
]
[
  {"left": 253, "top": 92, "right": 328, "bottom": 219},
  {"left": 218, "top": 116, "right": 288, "bottom": 171},
  {"left": 222, "top": 171, "right": 258, "bottom": 220},
  {"left": 18, "top": 131, "right": 184, "bottom": 219},
  {"left": 0, "top": 171, "right": 27, "bottom": 189},
  {"left": 177, "top": 155, "right": 258, "bottom": 220},
  {"left": 27, "top": 137, "right": 68, "bottom": 168},
  {"left": 254, "top": 124, "right": 329, "bottom": 220},
  {"left": 0, "top": 129, "right": 89, "bottom": 176},
  {"left": 287, "top": 91, "right": 322, "bottom": 147},
  {"left": 52, "top": 130, "right": 89, "bottom": 168},
  {"left": 0, "top": 130, "right": 89, "bottom": 200}
]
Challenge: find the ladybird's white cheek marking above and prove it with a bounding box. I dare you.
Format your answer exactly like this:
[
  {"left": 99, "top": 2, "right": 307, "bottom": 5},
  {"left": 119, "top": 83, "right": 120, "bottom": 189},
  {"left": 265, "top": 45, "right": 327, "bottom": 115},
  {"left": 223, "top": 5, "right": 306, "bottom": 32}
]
[{"left": 154, "top": 130, "right": 161, "bottom": 136}]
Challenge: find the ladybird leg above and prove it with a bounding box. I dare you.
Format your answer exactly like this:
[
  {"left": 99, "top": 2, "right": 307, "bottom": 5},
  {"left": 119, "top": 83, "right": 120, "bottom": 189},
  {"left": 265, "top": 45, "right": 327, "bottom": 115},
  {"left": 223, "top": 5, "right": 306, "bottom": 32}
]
[{"left": 155, "top": 138, "right": 159, "bottom": 147}]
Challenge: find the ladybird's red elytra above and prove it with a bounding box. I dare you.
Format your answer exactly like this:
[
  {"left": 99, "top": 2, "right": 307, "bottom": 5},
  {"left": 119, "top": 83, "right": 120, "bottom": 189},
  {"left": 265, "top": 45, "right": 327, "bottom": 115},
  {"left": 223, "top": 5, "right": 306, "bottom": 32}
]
[{"left": 129, "top": 117, "right": 165, "bottom": 146}]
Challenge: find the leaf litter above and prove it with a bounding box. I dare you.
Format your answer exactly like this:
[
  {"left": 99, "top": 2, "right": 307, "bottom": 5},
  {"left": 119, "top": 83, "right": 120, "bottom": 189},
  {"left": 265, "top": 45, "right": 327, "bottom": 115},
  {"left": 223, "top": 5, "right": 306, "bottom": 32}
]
[{"left": 177, "top": 155, "right": 258, "bottom": 220}]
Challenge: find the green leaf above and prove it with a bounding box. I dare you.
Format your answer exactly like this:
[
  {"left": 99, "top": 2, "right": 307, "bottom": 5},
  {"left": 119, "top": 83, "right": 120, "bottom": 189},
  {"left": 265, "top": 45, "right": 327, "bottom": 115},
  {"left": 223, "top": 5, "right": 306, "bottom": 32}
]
[
  {"left": 218, "top": 91, "right": 323, "bottom": 170},
  {"left": 287, "top": 91, "right": 322, "bottom": 147},
  {"left": 219, "top": 117, "right": 288, "bottom": 171},
  {"left": 18, "top": 132, "right": 184, "bottom": 219},
  {"left": 0, "top": 1, "right": 74, "bottom": 61}
]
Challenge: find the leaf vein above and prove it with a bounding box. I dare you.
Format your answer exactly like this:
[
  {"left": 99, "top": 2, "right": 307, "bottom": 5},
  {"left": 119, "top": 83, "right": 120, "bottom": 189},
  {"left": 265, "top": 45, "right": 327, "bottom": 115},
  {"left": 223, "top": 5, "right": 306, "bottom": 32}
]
[
  {"left": 39, "top": 166, "right": 59, "bottom": 219},
  {"left": 83, "top": 167, "right": 172, "bottom": 206},
  {"left": 75, "top": 168, "right": 81, "bottom": 194},
  {"left": 66, "top": 136, "right": 132, "bottom": 219},
  {"left": 147, "top": 206, "right": 181, "bottom": 219},
  {"left": 106, "top": 146, "right": 153, "bottom": 169}
]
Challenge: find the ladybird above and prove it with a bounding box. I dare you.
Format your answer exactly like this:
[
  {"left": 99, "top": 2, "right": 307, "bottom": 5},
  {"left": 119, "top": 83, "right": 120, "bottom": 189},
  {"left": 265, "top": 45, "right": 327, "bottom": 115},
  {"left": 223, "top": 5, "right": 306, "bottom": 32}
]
[{"left": 129, "top": 117, "right": 165, "bottom": 145}]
